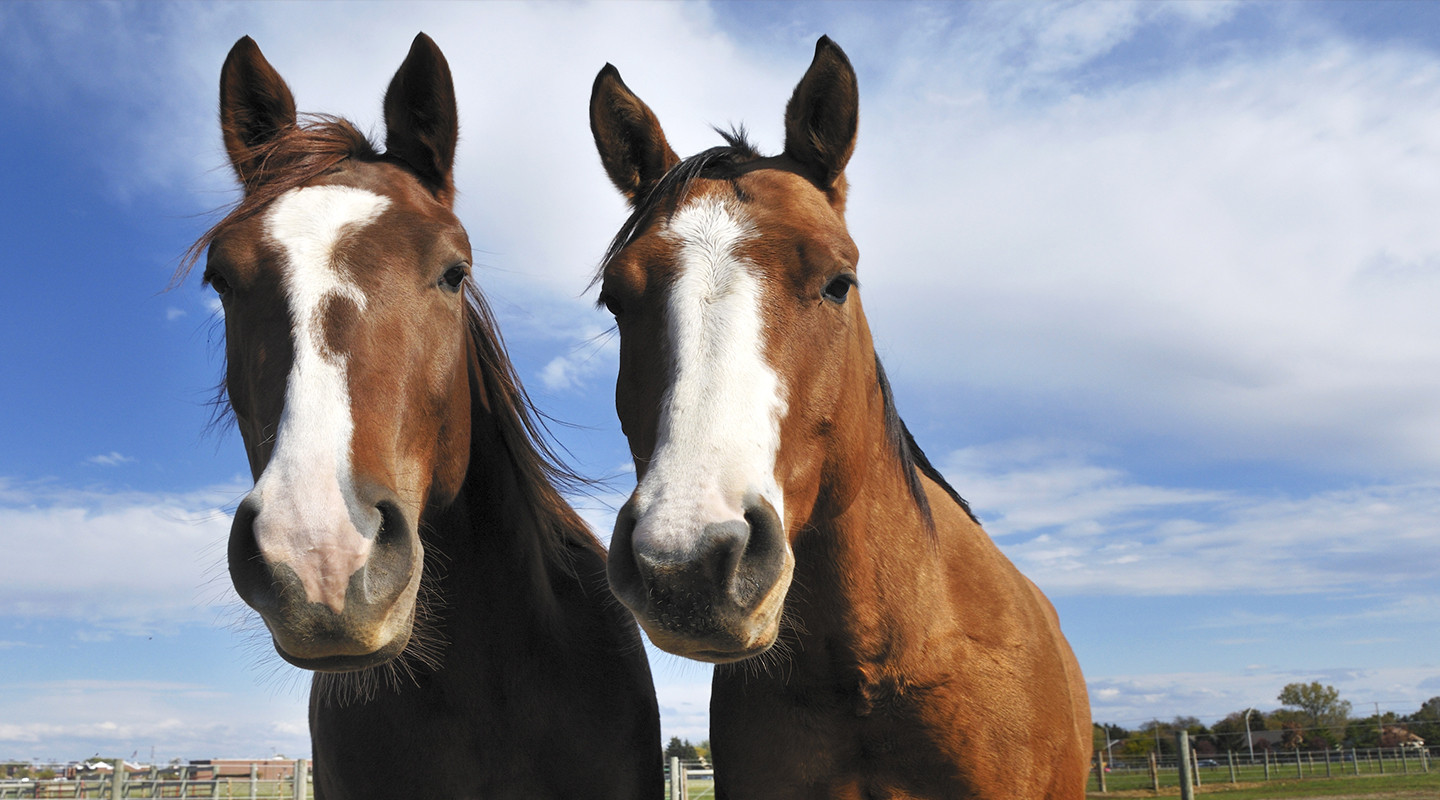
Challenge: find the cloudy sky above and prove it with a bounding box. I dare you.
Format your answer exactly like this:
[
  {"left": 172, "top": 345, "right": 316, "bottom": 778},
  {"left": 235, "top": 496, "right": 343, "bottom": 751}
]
[{"left": 3, "top": 0, "right": 1439, "bottom": 763}]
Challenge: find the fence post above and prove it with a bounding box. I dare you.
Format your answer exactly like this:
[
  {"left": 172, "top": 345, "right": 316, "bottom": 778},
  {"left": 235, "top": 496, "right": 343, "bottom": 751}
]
[
  {"left": 1294, "top": 747, "right": 1302, "bottom": 779},
  {"left": 111, "top": 764, "right": 124, "bottom": 800},
  {"left": 1094, "top": 750, "right": 1106, "bottom": 793},
  {"left": 1324, "top": 748, "right": 1331, "bottom": 778},
  {"left": 668, "top": 753, "right": 685, "bottom": 800},
  {"left": 1227, "top": 750, "right": 1236, "bottom": 784},
  {"left": 1176, "top": 732, "right": 1194, "bottom": 800},
  {"left": 1263, "top": 749, "right": 1271, "bottom": 780},
  {"left": 1402, "top": 746, "right": 1409, "bottom": 774},
  {"left": 1379, "top": 747, "right": 1387, "bottom": 774},
  {"left": 1148, "top": 751, "right": 1159, "bottom": 791},
  {"left": 290, "top": 759, "right": 306, "bottom": 800},
  {"left": 249, "top": 764, "right": 257, "bottom": 800}
]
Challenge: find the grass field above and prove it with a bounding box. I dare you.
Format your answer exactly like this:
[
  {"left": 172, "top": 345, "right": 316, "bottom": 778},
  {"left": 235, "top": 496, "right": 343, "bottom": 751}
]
[{"left": 1086, "top": 769, "right": 1440, "bottom": 799}]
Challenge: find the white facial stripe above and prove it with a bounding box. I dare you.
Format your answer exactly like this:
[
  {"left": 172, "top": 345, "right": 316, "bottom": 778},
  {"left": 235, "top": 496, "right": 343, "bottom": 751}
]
[
  {"left": 250, "top": 185, "right": 390, "bottom": 613},
  {"left": 631, "top": 195, "right": 787, "bottom": 547}
]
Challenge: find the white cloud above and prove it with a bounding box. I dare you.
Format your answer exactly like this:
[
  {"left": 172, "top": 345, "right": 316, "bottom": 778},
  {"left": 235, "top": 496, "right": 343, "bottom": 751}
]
[
  {"left": 1088, "top": 665, "right": 1440, "bottom": 726},
  {"left": 0, "top": 679, "right": 308, "bottom": 761},
  {"left": 854, "top": 30, "right": 1440, "bottom": 477},
  {"left": 85, "top": 452, "right": 135, "bottom": 467},
  {"left": 0, "top": 481, "right": 242, "bottom": 630},
  {"left": 944, "top": 440, "right": 1440, "bottom": 597}
]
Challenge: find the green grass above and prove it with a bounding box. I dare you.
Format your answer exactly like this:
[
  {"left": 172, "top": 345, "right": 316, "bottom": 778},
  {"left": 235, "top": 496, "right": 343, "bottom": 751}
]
[{"left": 1087, "top": 770, "right": 1440, "bottom": 799}]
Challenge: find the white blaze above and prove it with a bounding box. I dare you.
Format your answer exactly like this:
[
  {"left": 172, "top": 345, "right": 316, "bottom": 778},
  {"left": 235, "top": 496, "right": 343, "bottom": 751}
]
[
  {"left": 630, "top": 195, "right": 788, "bottom": 550},
  {"left": 249, "top": 185, "right": 389, "bottom": 613}
]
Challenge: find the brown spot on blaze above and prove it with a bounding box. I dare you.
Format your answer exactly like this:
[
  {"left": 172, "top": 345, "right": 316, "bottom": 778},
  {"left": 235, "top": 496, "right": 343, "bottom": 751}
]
[{"left": 316, "top": 293, "right": 361, "bottom": 360}]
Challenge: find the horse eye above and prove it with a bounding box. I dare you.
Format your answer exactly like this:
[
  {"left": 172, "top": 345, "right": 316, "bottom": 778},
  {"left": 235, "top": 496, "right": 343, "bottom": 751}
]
[
  {"left": 599, "top": 293, "right": 623, "bottom": 317},
  {"left": 204, "top": 271, "right": 231, "bottom": 298},
  {"left": 822, "top": 275, "right": 855, "bottom": 304},
  {"left": 441, "top": 264, "right": 469, "bottom": 292}
]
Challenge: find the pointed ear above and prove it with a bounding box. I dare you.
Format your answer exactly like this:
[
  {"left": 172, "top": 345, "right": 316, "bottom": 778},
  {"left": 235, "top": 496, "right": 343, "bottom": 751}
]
[
  {"left": 589, "top": 64, "right": 680, "bottom": 204},
  {"left": 384, "top": 33, "right": 459, "bottom": 206},
  {"left": 783, "top": 36, "right": 858, "bottom": 193},
  {"left": 219, "top": 36, "right": 298, "bottom": 189}
]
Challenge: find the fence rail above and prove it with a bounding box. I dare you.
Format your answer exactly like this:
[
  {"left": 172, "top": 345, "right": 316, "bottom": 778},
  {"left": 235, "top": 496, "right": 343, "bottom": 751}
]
[{"left": 1089, "top": 743, "right": 1435, "bottom": 793}]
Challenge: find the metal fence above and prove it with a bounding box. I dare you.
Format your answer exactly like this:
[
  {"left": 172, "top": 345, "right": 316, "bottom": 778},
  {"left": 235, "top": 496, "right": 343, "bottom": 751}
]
[
  {"left": 1089, "top": 742, "right": 1435, "bottom": 793},
  {"left": 0, "top": 761, "right": 311, "bottom": 800}
]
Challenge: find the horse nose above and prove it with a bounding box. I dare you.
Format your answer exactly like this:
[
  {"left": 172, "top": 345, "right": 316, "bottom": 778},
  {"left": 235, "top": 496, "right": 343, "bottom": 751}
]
[
  {"left": 227, "top": 489, "right": 420, "bottom": 664},
  {"left": 609, "top": 495, "right": 787, "bottom": 619}
]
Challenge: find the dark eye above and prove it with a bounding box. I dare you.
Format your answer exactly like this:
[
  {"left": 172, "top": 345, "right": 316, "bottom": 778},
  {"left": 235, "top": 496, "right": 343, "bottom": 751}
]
[
  {"left": 440, "top": 263, "right": 469, "bottom": 292},
  {"left": 203, "top": 270, "right": 231, "bottom": 298},
  {"left": 598, "top": 292, "right": 622, "bottom": 317},
  {"left": 822, "top": 274, "right": 856, "bottom": 304}
]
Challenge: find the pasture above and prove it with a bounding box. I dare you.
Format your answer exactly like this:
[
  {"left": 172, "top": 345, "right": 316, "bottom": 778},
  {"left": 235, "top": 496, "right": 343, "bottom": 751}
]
[{"left": 1088, "top": 747, "right": 1437, "bottom": 799}]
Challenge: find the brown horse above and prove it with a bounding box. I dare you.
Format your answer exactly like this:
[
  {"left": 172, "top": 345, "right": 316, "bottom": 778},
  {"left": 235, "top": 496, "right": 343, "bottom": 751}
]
[
  {"left": 589, "top": 37, "right": 1091, "bottom": 798},
  {"left": 184, "top": 34, "right": 659, "bottom": 799}
]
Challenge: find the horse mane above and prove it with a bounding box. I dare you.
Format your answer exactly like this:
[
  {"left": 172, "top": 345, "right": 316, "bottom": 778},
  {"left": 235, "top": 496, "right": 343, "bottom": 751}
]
[
  {"left": 462, "top": 283, "right": 605, "bottom": 567},
  {"left": 175, "top": 115, "right": 381, "bottom": 284},
  {"left": 874, "top": 356, "right": 978, "bottom": 528}
]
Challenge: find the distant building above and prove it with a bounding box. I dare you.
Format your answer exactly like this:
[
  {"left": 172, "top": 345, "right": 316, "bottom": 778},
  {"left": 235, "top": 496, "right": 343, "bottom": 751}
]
[{"left": 189, "top": 758, "right": 309, "bottom": 781}]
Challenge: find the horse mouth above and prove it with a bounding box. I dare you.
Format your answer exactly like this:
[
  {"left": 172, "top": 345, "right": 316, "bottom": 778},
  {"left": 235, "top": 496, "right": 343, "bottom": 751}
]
[
  {"left": 261, "top": 600, "right": 418, "bottom": 673},
  {"left": 272, "top": 634, "right": 411, "bottom": 673},
  {"left": 635, "top": 602, "right": 783, "bottom": 664}
]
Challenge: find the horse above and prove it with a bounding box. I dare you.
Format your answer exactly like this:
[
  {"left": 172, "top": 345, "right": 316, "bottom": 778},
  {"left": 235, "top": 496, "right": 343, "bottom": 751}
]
[
  {"left": 182, "top": 34, "right": 660, "bottom": 799},
  {"left": 588, "top": 37, "right": 1091, "bottom": 798}
]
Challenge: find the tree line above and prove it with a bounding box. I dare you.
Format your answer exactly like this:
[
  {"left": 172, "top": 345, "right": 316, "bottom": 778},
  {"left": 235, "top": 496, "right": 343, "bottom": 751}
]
[{"left": 1094, "top": 682, "right": 1440, "bottom": 758}]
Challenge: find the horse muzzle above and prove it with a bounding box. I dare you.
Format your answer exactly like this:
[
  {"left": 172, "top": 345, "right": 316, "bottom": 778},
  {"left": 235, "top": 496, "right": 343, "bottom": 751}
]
[
  {"left": 228, "top": 494, "right": 422, "bottom": 671},
  {"left": 608, "top": 495, "right": 794, "bottom": 663}
]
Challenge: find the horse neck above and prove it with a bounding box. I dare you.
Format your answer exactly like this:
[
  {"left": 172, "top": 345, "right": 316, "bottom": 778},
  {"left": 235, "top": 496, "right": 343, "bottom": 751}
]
[
  {"left": 784, "top": 357, "right": 961, "bottom": 676},
  {"left": 424, "top": 335, "right": 582, "bottom": 638}
]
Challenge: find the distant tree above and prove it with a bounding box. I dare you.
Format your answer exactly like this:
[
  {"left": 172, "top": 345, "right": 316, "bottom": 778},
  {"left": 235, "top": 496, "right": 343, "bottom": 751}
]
[
  {"left": 664, "top": 737, "right": 698, "bottom": 761},
  {"left": 1403, "top": 697, "right": 1440, "bottom": 743},
  {"left": 1280, "top": 722, "right": 1305, "bottom": 750},
  {"left": 36, "top": 769, "right": 56, "bottom": 780},
  {"left": 1211, "top": 708, "right": 1267, "bottom": 753},
  {"left": 1345, "top": 712, "right": 1398, "bottom": 749},
  {"left": 1277, "top": 682, "right": 1351, "bottom": 733}
]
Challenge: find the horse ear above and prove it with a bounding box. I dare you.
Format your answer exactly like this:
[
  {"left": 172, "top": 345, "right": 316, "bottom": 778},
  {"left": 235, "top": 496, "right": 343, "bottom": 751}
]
[
  {"left": 219, "top": 36, "right": 298, "bottom": 189},
  {"left": 783, "top": 36, "right": 858, "bottom": 194},
  {"left": 384, "top": 33, "right": 459, "bottom": 206},
  {"left": 590, "top": 64, "right": 680, "bottom": 204}
]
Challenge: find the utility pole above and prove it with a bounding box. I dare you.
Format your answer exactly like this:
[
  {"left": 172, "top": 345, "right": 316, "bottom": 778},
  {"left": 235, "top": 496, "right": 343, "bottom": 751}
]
[{"left": 1244, "top": 709, "right": 1255, "bottom": 763}]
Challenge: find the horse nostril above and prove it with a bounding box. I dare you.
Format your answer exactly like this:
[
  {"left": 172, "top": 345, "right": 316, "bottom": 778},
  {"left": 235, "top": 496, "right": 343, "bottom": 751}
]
[
  {"left": 375, "top": 500, "right": 402, "bottom": 544},
  {"left": 606, "top": 500, "right": 644, "bottom": 606},
  {"left": 228, "top": 495, "right": 277, "bottom": 613},
  {"left": 742, "top": 497, "right": 784, "bottom": 562}
]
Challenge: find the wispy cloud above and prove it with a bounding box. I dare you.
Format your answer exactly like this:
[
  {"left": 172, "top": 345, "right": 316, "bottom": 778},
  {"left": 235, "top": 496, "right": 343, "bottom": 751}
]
[
  {"left": 1088, "top": 665, "right": 1440, "bottom": 726},
  {"left": 85, "top": 452, "right": 135, "bottom": 467},
  {"left": 0, "top": 481, "right": 242, "bottom": 631},
  {"left": 944, "top": 440, "right": 1440, "bottom": 597}
]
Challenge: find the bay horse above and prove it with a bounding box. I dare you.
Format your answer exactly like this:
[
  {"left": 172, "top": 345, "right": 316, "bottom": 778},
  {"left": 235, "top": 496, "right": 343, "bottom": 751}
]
[
  {"left": 183, "top": 34, "right": 659, "bottom": 799},
  {"left": 589, "top": 37, "right": 1091, "bottom": 798}
]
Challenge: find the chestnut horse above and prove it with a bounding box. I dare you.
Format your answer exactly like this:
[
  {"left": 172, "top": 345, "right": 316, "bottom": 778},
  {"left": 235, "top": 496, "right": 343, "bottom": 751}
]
[
  {"left": 589, "top": 38, "right": 1090, "bottom": 798},
  {"left": 184, "top": 34, "right": 659, "bottom": 799}
]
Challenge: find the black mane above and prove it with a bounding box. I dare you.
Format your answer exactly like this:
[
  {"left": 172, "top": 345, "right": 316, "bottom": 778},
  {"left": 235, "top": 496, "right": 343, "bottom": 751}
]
[{"left": 875, "top": 356, "right": 979, "bottom": 528}]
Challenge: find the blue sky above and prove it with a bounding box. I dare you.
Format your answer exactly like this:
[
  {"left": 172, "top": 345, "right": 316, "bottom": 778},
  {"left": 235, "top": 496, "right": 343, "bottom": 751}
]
[{"left": 3, "top": 0, "right": 1440, "bottom": 762}]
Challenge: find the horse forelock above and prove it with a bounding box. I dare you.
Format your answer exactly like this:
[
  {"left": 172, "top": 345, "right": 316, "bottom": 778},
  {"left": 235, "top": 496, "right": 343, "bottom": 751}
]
[
  {"left": 592, "top": 127, "right": 761, "bottom": 292},
  {"left": 176, "top": 115, "right": 380, "bottom": 287}
]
